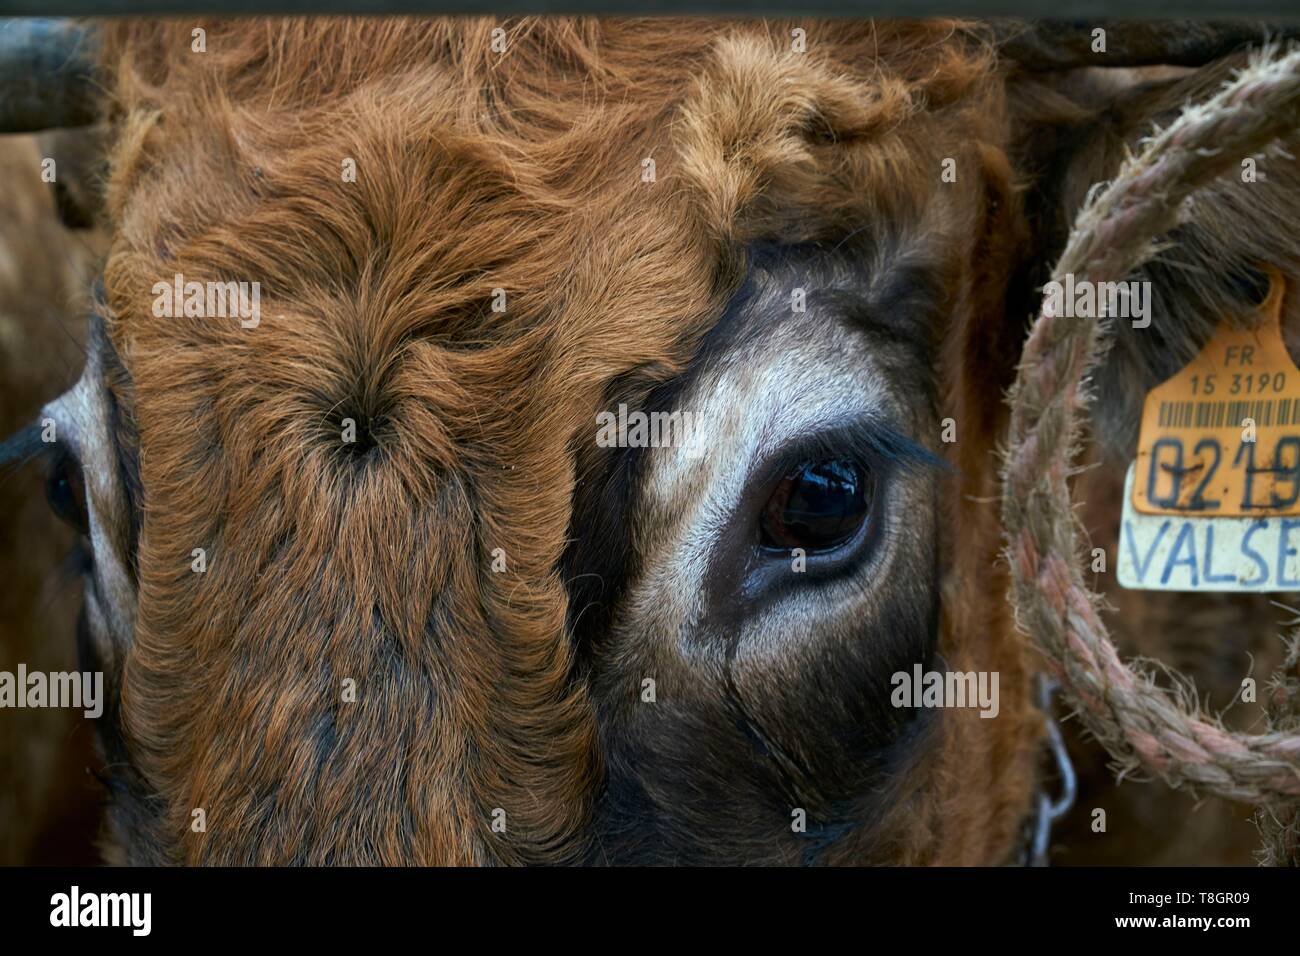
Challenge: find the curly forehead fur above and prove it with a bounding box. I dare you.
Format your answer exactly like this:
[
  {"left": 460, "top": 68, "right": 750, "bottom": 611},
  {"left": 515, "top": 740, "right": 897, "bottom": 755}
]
[{"left": 94, "top": 17, "right": 1036, "bottom": 864}]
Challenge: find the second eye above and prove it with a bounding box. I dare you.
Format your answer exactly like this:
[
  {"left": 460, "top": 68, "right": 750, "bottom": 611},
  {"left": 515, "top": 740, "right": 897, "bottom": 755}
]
[{"left": 46, "top": 449, "right": 90, "bottom": 537}]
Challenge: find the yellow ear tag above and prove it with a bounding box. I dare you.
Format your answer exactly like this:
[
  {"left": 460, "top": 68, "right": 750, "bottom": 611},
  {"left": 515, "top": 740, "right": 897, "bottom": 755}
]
[{"left": 1133, "top": 271, "right": 1298, "bottom": 517}]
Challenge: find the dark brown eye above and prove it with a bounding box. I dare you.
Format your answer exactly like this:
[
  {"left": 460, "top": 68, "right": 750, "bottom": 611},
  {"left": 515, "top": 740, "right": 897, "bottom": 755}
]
[
  {"left": 759, "top": 459, "right": 871, "bottom": 552},
  {"left": 45, "top": 450, "right": 89, "bottom": 536}
]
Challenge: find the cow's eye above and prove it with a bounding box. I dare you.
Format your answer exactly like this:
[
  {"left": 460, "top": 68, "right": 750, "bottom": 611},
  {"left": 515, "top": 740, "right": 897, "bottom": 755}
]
[
  {"left": 759, "top": 459, "right": 871, "bottom": 553},
  {"left": 45, "top": 449, "right": 89, "bottom": 536}
]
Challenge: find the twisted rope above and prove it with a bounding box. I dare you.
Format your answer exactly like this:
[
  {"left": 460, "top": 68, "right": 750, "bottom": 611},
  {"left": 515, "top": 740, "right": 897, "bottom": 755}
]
[
  {"left": 1254, "top": 633, "right": 1300, "bottom": 863},
  {"left": 1002, "top": 46, "right": 1300, "bottom": 811}
]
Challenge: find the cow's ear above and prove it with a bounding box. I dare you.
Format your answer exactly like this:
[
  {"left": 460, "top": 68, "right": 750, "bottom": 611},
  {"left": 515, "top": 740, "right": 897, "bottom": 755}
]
[{"left": 1009, "top": 51, "right": 1300, "bottom": 458}]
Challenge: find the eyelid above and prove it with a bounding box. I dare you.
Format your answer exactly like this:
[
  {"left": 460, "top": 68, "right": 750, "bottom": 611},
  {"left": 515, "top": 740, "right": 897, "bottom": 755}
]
[
  {"left": 748, "top": 419, "right": 945, "bottom": 505},
  {"left": 39, "top": 396, "right": 86, "bottom": 462},
  {"left": 815, "top": 422, "right": 948, "bottom": 475}
]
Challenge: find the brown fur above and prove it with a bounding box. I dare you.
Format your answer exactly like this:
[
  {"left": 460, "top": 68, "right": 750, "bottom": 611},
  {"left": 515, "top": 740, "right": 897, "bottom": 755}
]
[
  {"left": 35, "top": 17, "right": 1288, "bottom": 865},
  {"left": 85, "top": 17, "right": 1045, "bottom": 865}
]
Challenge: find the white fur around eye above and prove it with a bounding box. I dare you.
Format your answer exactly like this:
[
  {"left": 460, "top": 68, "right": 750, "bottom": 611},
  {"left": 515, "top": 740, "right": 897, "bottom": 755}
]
[
  {"left": 627, "top": 272, "right": 925, "bottom": 665},
  {"left": 42, "top": 334, "right": 136, "bottom": 659}
]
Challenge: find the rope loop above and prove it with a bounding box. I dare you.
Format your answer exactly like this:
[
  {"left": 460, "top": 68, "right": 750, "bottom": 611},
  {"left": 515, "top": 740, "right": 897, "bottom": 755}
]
[{"left": 1001, "top": 46, "right": 1300, "bottom": 826}]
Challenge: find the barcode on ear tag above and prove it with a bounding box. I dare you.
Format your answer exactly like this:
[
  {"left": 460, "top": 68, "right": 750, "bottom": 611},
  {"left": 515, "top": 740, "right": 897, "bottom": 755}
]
[{"left": 1132, "top": 270, "right": 1300, "bottom": 518}]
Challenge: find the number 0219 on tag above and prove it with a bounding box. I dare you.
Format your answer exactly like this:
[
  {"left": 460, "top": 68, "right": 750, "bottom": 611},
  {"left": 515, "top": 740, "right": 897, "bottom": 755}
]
[
  {"left": 1132, "top": 271, "right": 1300, "bottom": 518},
  {"left": 1118, "top": 462, "right": 1300, "bottom": 591}
]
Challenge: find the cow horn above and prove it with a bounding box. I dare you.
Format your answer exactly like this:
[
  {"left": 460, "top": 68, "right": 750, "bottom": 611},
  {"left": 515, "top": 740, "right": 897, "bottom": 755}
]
[
  {"left": 0, "top": 18, "right": 99, "bottom": 133},
  {"left": 995, "top": 20, "right": 1300, "bottom": 71}
]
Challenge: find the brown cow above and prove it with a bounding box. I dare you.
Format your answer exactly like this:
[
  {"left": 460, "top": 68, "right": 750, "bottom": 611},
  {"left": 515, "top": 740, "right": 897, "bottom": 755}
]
[{"left": 2, "top": 17, "right": 1297, "bottom": 865}]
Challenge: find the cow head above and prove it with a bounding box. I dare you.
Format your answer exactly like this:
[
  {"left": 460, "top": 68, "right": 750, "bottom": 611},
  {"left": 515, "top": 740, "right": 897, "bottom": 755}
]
[{"left": 5, "top": 17, "right": 1297, "bottom": 865}]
